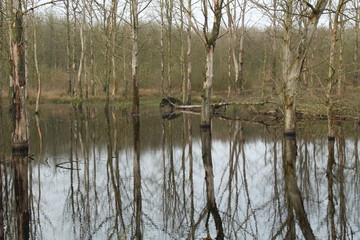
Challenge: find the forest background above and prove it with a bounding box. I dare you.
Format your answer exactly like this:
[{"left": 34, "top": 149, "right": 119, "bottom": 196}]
[{"left": 0, "top": 0, "right": 359, "bottom": 111}]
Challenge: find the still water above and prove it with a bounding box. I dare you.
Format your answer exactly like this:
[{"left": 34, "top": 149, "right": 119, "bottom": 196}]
[{"left": 0, "top": 105, "right": 359, "bottom": 239}]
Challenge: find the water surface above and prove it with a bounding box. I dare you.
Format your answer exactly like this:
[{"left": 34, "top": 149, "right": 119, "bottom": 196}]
[{"left": 0, "top": 106, "right": 359, "bottom": 239}]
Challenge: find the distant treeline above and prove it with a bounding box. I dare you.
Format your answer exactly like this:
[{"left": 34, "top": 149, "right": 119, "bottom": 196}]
[{"left": 0, "top": 11, "right": 359, "bottom": 99}]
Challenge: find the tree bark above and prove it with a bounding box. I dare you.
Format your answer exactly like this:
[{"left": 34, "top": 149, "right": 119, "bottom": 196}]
[
  {"left": 131, "top": 0, "right": 140, "bottom": 114},
  {"left": 10, "top": 0, "right": 29, "bottom": 151},
  {"left": 202, "top": 45, "right": 214, "bottom": 126}
]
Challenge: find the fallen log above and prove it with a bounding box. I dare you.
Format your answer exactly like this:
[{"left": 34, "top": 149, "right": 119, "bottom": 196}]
[{"left": 161, "top": 97, "right": 271, "bottom": 110}]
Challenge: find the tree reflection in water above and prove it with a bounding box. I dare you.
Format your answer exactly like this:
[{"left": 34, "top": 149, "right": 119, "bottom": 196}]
[
  {"left": 13, "top": 151, "right": 30, "bottom": 240},
  {"left": 281, "top": 133, "right": 315, "bottom": 240},
  {"left": 0, "top": 106, "right": 359, "bottom": 239},
  {"left": 200, "top": 124, "right": 224, "bottom": 240}
]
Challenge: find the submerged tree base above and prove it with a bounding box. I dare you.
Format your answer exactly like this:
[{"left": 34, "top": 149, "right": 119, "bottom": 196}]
[{"left": 12, "top": 143, "right": 29, "bottom": 155}]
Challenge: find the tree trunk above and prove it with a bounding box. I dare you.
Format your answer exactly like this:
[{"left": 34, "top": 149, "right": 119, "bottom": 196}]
[
  {"left": 180, "top": 0, "right": 186, "bottom": 103},
  {"left": 200, "top": 0, "right": 224, "bottom": 127},
  {"left": 186, "top": 0, "right": 192, "bottom": 104},
  {"left": 327, "top": 0, "right": 347, "bottom": 138},
  {"left": 166, "top": 0, "right": 173, "bottom": 96},
  {"left": 111, "top": 0, "right": 118, "bottom": 98},
  {"left": 337, "top": 11, "right": 345, "bottom": 96},
  {"left": 271, "top": 0, "right": 278, "bottom": 92},
  {"left": 202, "top": 46, "right": 214, "bottom": 126},
  {"left": 354, "top": 1, "right": 359, "bottom": 86},
  {"left": 65, "top": 0, "right": 73, "bottom": 96},
  {"left": 237, "top": 1, "right": 246, "bottom": 95},
  {"left": 89, "top": 0, "right": 95, "bottom": 96},
  {"left": 32, "top": 9, "right": 41, "bottom": 114},
  {"left": 10, "top": 0, "right": 29, "bottom": 151},
  {"left": 131, "top": 0, "right": 139, "bottom": 114},
  {"left": 0, "top": 0, "right": 3, "bottom": 110},
  {"left": 282, "top": 0, "right": 328, "bottom": 134},
  {"left": 76, "top": 0, "right": 86, "bottom": 109},
  {"left": 160, "top": 0, "right": 165, "bottom": 96}
]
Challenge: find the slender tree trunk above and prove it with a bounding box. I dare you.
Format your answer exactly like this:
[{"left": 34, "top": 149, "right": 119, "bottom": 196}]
[
  {"left": 186, "top": 0, "right": 192, "bottom": 104},
  {"left": 123, "top": 45, "right": 128, "bottom": 99},
  {"left": 111, "top": 0, "right": 118, "bottom": 98},
  {"left": 327, "top": 0, "right": 347, "bottom": 138},
  {"left": 10, "top": 0, "right": 29, "bottom": 151},
  {"left": 337, "top": 11, "right": 345, "bottom": 96},
  {"left": 354, "top": 1, "right": 359, "bottom": 86},
  {"left": 226, "top": 0, "right": 234, "bottom": 98},
  {"left": 131, "top": 0, "right": 140, "bottom": 114},
  {"left": 166, "top": 0, "right": 173, "bottom": 96},
  {"left": 0, "top": 0, "right": 3, "bottom": 109},
  {"left": 271, "top": 0, "right": 277, "bottom": 92},
  {"left": 237, "top": 1, "right": 246, "bottom": 95},
  {"left": 180, "top": 0, "right": 186, "bottom": 103},
  {"left": 32, "top": 10, "right": 41, "bottom": 114},
  {"left": 71, "top": 1, "right": 77, "bottom": 96},
  {"left": 76, "top": 0, "right": 86, "bottom": 109},
  {"left": 160, "top": 0, "right": 165, "bottom": 96},
  {"left": 89, "top": 0, "right": 95, "bottom": 96},
  {"left": 65, "top": 0, "right": 73, "bottom": 95}
]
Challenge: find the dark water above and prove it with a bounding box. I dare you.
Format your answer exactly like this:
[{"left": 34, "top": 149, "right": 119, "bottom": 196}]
[{"left": 0, "top": 105, "right": 359, "bottom": 239}]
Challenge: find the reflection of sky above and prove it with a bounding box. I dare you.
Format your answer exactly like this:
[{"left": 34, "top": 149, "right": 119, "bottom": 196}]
[{"left": 30, "top": 135, "right": 360, "bottom": 239}]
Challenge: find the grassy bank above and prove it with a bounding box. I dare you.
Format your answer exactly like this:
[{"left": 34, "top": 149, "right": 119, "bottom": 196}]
[{"left": 1, "top": 86, "right": 359, "bottom": 120}]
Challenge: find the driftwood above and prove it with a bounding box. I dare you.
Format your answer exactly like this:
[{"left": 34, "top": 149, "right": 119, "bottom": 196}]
[
  {"left": 160, "top": 97, "right": 270, "bottom": 110},
  {"left": 160, "top": 97, "right": 360, "bottom": 123}
]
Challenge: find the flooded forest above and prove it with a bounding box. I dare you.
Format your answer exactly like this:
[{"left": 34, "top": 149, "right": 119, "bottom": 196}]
[{"left": 1, "top": 0, "right": 360, "bottom": 239}]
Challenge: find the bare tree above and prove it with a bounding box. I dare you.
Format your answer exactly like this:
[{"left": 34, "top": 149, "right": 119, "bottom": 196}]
[
  {"left": 280, "top": 0, "right": 328, "bottom": 134},
  {"left": 226, "top": 0, "right": 247, "bottom": 96},
  {"left": 326, "top": 0, "right": 348, "bottom": 138},
  {"left": 75, "top": 0, "right": 87, "bottom": 109},
  {"left": 180, "top": 0, "right": 192, "bottom": 104},
  {"left": 196, "top": 0, "right": 225, "bottom": 127}
]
